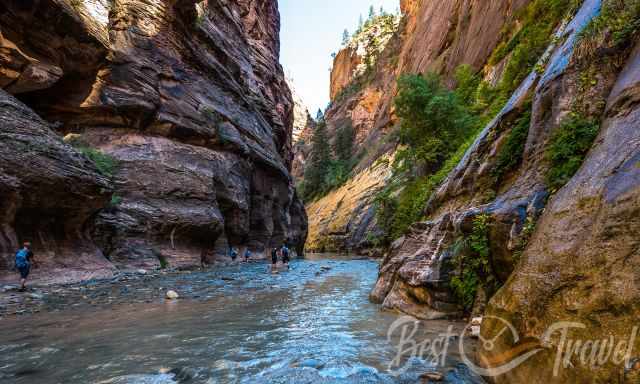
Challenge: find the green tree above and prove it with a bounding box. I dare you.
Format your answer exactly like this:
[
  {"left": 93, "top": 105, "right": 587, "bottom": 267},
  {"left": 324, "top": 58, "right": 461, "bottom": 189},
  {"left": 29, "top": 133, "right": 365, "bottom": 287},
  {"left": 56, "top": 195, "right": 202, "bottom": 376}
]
[
  {"left": 453, "top": 64, "right": 481, "bottom": 107},
  {"left": 342, "top": 29, "right": 350, "bottom": 45},
  {"left": 335, "top": 123, "right": 354, "bottom": 163},
  {"left": 316, "top": 108, "right": 324, "bottom": 122},
  {"left": 394, "top": 73, "right": 475, "bottom": 174},
  {"left": 369, "top": 5, "right": 376, "bottom": 19},
  {"left": 303, "top": 121, "right": 332, "bottom": 200}
]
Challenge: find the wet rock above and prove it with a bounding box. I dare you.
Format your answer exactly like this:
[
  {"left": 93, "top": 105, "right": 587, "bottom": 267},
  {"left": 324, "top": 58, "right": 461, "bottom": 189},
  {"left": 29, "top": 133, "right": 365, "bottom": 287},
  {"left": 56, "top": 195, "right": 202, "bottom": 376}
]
[
  {"left": 165, "top": 290, "right": 179, "bottom": 300},
  {"left": 420, "top": 371, "right": 444, "bottom": 382},
  {"left": 297, "top": 359, "right": 325, "bottom": 369},
  {"left": 370, "top": 0, "right": 614, "bottom": 328},
  {"left": 168, "top": 367, "right": 196, "bottom": 383}
]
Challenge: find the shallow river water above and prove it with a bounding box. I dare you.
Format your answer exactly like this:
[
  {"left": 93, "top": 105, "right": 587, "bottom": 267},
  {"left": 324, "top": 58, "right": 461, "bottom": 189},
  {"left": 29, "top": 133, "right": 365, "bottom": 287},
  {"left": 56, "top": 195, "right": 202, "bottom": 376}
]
[{"left": 0, "top": 254, "right": 483, "bottom": 383}]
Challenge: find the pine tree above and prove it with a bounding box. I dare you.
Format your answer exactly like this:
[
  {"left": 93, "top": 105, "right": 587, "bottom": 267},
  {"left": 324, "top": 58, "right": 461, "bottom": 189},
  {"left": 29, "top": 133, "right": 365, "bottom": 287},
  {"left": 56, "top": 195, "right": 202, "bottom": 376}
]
[
  {"left": 304, "top": 121, "right": 332, "bottom": 199},
  {"left": 335, "top": 123, "right": 354, "bottom": 163},
  {"left": 316, "top": 109, "right": 324, "bottom": 122},
  {"left": 369, "top": 5, "right": 375, "bottom": 19},
  {"left": 342, "top": 29, "right": 350, "bottom": 45},
  {"left": 380, "top": 6, "right": 385, "bottom": 16},
  {"left": 358, "top": 14, "right": 364, "bottom": 31}
]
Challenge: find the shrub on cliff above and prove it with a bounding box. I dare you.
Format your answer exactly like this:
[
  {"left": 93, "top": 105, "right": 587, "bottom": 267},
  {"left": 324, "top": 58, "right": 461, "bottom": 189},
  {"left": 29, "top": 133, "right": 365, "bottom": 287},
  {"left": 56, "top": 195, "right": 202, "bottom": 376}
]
[
  {"left": 492, "top": 104, "right": 532, "bottom": 182},
  {"left": 373, "top": 73, "right": 479, "bottom": 243},
  {"left": 545, "top": 114, "right": 600, "bottom": 191},
  {"left": 394, "top": 73, "right": 475, "bottom": 175},
  {"left": 450, "top": 214, "right": 497, "bottom": 311},
  {"left": 77, "top": 146, "right": 119, "bottom": 179},
  {"left": 577, "top": 0, "right": 640, "bottom": 59}
]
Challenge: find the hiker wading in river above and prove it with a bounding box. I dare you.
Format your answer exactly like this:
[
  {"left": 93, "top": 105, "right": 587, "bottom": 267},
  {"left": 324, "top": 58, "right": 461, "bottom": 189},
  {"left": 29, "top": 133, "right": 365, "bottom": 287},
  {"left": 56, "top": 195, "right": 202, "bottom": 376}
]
[
  {"left": 15, "top": 242, "right": 36, "bottom": 291},
  {"left": 281, "top": 243, "right": 290, "bottom": 270},
  {"left": 270, "top": 247, "right": 279, "bottom": 271}
]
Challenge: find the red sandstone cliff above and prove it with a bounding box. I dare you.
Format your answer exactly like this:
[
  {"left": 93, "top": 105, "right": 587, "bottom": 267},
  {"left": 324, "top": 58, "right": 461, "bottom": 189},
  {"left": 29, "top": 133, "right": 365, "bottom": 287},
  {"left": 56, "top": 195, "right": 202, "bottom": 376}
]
[
  {"left": 0, "top": 0, "right": 307, "bottom": 278},
  {"left": 299, "top": 0, "right": 533, "bottom": 252}
]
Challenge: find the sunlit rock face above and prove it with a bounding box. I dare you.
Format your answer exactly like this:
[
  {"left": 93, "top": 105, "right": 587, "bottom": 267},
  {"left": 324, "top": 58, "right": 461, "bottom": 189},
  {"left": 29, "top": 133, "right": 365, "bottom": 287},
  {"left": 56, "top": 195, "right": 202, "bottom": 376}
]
[
  {"left": 299, "top": 0, "right": 533, "bottom": 254},
  {"left": 286, "top": 77, "right": 315, "bottom": 180},
  {"left": 0, "top": 0, "right": 307, "bottom": 274}
]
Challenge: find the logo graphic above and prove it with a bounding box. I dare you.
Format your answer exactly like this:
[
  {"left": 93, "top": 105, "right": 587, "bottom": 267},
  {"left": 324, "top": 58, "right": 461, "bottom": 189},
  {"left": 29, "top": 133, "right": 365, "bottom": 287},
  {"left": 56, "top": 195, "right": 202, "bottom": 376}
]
[
  {"left": 387, "top": 315, "right": 639, "bottom": 378},
  {"left": 459, "top": 315, "right": 543, "bottom": 376}
]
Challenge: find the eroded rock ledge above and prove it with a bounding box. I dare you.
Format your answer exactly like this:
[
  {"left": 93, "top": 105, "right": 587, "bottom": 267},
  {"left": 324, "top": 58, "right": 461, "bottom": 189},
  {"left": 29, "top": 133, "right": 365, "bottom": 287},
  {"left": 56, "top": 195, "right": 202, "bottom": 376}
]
[{"left": 0, "top": 0, "right": 307, "bottom": 278}]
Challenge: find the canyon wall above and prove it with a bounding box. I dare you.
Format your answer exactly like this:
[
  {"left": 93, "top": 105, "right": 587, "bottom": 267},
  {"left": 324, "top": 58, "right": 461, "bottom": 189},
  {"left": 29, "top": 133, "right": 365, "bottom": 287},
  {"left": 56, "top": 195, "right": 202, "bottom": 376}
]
[
  {"left": 366, "top": 0, "right": 640, "bottom": 381},
  {"left": 295, "top": 0, "right": 640, "bottom": 380},
  {"left": 298, "top": 0, "right": 533, "bottom": 253},
  {"left": 0, "top": 0, "right": 307, "bottom": 278}
]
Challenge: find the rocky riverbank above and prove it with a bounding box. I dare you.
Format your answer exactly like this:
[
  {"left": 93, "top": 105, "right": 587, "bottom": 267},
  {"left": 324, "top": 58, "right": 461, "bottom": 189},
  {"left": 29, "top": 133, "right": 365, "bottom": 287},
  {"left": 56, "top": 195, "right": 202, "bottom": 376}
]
[{"left": 0, "top": 261, "right": 287, "bottom": 318}]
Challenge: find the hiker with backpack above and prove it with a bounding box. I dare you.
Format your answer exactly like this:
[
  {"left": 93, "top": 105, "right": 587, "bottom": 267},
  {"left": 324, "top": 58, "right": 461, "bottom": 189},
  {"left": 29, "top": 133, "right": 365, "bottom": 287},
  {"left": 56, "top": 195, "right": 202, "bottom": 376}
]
[
  {"left": 270, "top": 247, "right": 279, "bottom": 271},
  {"left": 15, "top": 242, "right": 36, "bottom": 291},
  {"left": 281, "top": 243, "right": 290, "bottom": 269}
]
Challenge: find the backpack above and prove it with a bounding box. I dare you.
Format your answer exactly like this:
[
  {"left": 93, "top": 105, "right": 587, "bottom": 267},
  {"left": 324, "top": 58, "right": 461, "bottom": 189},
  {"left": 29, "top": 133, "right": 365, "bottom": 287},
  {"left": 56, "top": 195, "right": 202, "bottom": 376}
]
[{"left": 15, "top": 249, "right": 29, "bottom": 268}]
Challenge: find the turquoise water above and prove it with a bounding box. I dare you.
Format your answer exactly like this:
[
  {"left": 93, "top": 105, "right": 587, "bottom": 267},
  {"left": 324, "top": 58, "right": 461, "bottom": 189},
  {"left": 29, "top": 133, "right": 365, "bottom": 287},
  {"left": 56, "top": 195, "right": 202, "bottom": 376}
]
[{"left": 0, "top": 254, "right": 482, "bottom": 383}]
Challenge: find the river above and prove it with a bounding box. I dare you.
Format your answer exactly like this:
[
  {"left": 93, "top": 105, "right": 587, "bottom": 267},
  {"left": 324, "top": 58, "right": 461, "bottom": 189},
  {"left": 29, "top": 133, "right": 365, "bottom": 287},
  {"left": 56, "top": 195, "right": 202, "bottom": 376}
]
[{"left": 0, "top": 254, "right": 483, "bottom": 383}]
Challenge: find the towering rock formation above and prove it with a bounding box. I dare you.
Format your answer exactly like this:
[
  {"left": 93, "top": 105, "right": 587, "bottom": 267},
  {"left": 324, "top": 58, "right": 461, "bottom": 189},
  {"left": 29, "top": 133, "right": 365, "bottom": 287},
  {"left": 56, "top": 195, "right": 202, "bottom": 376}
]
[
  {"left": 286, "top": 77, "right": 315, "bottom": 180},
  {"left": 297, "top": 0, "right": 534, "bottom": 253},
  {"left": 0, "top": 0, "right": 307, "bottom": 277},
  {"left": 297, "top": 0, "right": 640, "bottom": 380}
]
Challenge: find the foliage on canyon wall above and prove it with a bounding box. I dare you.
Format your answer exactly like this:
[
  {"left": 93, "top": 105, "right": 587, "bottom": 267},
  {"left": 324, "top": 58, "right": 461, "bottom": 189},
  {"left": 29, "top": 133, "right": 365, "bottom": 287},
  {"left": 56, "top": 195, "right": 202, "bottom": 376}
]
[
  {"left": 492, "top": 104, "right": 532, "bottom": 182},
  {"left": 545, "top": 114, "right": 600, "bottom": 190},
  {"left": 369, "top": 0, "right": 586, "bottom": 246},
  {"left": 450, "top": 214, "right": 495, "bottom": 310},
  {"left": 576, "top": 0, "right": 640, "bottom": 59},
  {"left": 373, "top": 71, "right": 483, "bottom": 243},
  {"left": 298, "top": 120, "right": 356, "bottom": 202}
]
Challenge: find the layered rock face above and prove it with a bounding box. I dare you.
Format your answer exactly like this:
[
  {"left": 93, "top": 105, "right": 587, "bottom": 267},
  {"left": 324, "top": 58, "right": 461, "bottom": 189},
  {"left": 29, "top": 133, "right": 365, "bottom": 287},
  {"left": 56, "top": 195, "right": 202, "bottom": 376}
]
[
  {"left": 0, "top": 89, "right": 115, "bottom": 281},
  {"left": 368, "top": 0, "right": 640, "bottom": 380},
  {"left": 480, "top": 38, "right": 640, "bottom": 384},
  {"left": 329, "top": 47, "right": 361, "bottom": 100},
  {"left": 0, "top": 0, "right": 306, "bottom": 275},
  {"left": 297, "top": 0, "right": 533, "bottom": 252},
  {"left": 287, "top": 78, "right": 315, "bottom": 180}
]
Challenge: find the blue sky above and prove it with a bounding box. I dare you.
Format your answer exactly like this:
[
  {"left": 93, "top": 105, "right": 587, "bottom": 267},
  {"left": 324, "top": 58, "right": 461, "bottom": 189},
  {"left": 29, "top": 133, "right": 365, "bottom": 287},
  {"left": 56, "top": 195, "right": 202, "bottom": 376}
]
[{"left": 280, "top": 0, "right": 400, "bottom": 114}]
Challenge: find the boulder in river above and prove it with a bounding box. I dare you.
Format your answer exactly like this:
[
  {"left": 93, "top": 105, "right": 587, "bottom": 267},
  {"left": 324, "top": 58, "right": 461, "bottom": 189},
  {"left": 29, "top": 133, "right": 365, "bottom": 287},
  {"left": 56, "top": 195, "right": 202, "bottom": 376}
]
[{"left": 165, "top": 290, "right": 179, "bottom": 300}]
